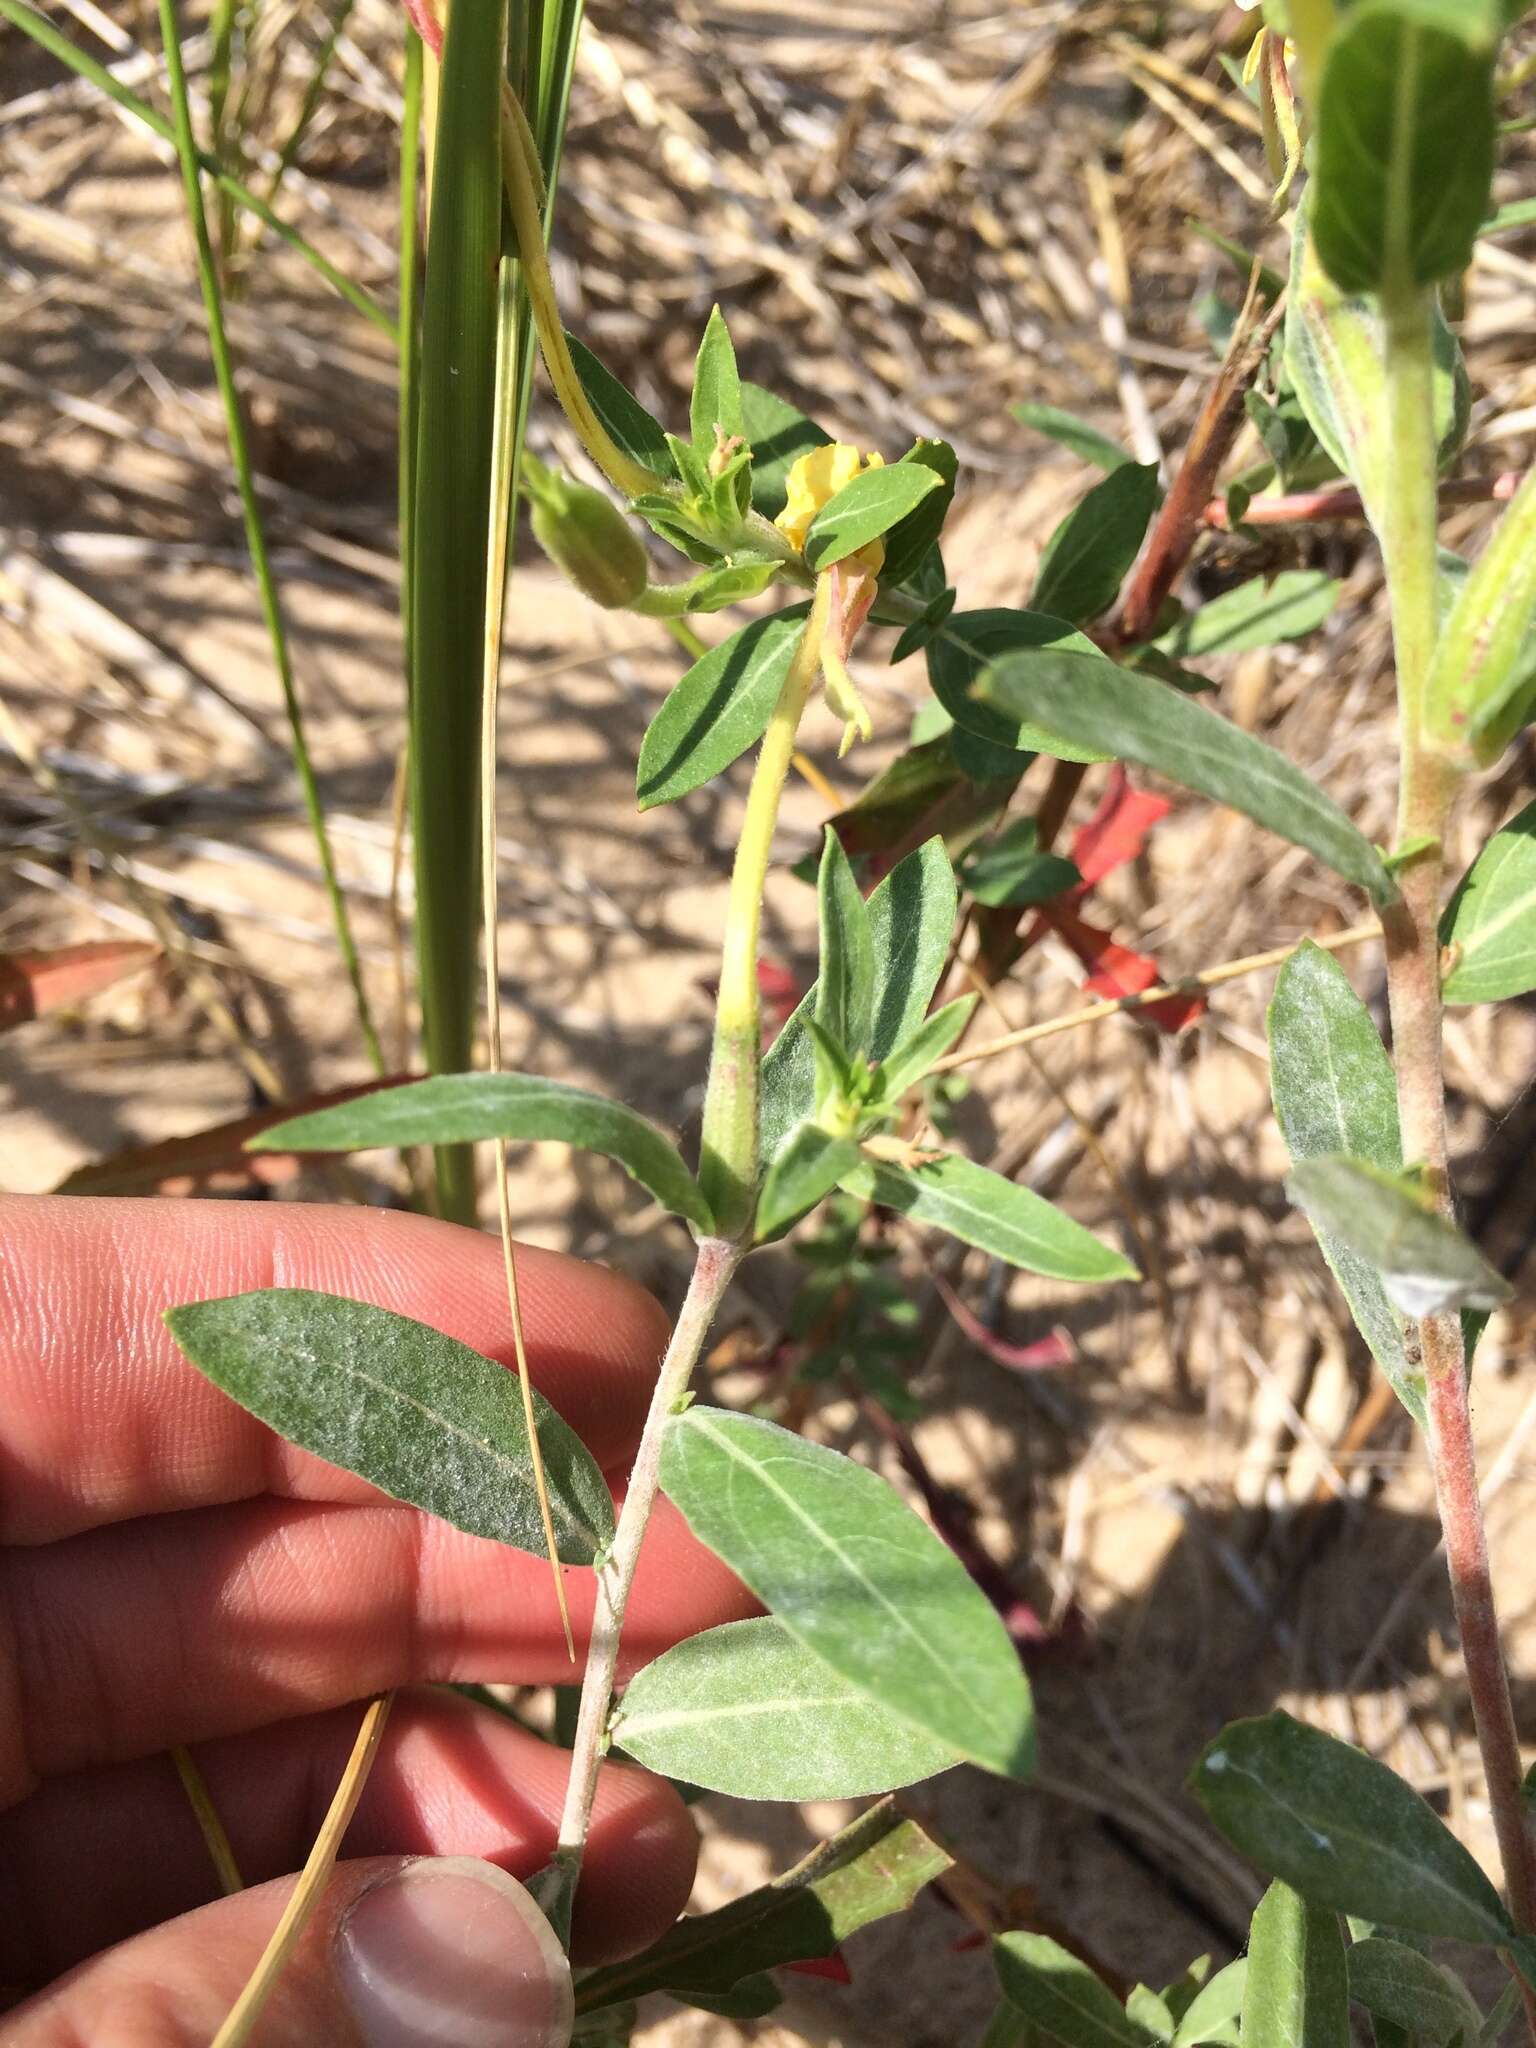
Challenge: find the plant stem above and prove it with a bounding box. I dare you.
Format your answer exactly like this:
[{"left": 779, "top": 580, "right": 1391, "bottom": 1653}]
[
  {"left": 697, "top": 576, "right": 832, "bottom": 1237},
  {"left": 1379, "top": 286, "right": 1536, "bottom": 1960},
  {"left": 156, "top": 0, "right": 387, "bottom": 1082},
  {"left": 550, "top": 1236, "right": 742, "bottom": 1900}
]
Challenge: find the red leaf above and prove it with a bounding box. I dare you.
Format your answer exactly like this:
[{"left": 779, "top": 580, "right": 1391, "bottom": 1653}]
[
  {"left": 54, "top": 1077, "right": 416, "bottom": 1197},
  {"left": 786, "top": 1952, "right": 852, "bottom": 1984},
  {"left": 1070, "top": 766, "right": 1171, "bottom": 891},
  {"left": 0, "top": 941, "right": 159, "bottom": 1032},
  {"left": 1043, "top": 907, "right": 1205, "bottom": 1034},
  {"left": 757, "top": 958, "right": 803, "bottom": 1028},
  {"left": 932, "top": 1272, "right": 1075, "bottom": 1372}
]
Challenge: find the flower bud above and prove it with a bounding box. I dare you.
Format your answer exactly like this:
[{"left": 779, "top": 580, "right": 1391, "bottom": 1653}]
[{"left": 524, "top": 458, "right": 649, "bottom": 610}]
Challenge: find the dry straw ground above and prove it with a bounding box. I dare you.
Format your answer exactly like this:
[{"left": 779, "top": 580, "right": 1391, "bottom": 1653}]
[{"left": 3, "top": 1, "right": 1536, "bottom": 2040}]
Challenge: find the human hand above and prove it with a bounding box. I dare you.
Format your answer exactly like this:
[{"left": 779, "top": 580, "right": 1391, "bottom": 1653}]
[{"left": 0, "top": 1196, "right": 752, "bottom": 2045}]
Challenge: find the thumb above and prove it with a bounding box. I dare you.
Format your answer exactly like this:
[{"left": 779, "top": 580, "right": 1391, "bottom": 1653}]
[{"left": 5, "top": 1856, "right": 575, "bottom": 2048}]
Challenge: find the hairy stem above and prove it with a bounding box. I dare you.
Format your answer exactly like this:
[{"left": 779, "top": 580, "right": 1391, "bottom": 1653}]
[
  {"left": 697, "top": 577, "right": 832, "bottom": 1236},
  {"left": 551, "top": 1237, "right": 741, "bottom": 1897},
  {"left": 1380, "top": 287, "right": 1536, "bottom": 1960}
]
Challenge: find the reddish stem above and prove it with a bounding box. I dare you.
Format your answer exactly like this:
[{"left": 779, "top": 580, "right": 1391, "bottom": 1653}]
[{"left": 1201, "top": 470, "right": 1526, "bottom": 530}]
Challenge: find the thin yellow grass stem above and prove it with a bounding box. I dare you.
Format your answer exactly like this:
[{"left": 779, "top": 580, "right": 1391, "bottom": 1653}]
[
  {"left": 929, "top": 919, "right": 1382, "bottom": 1075},
  {"left": 171, "top": 1744, "right": 243, "bottom": 1895},
  {"left": 208, "top": 1694, "right": 392, "bottom": 2048},
  {"left": 481, "top": 256, "right": 573, "bottom": 1655}
]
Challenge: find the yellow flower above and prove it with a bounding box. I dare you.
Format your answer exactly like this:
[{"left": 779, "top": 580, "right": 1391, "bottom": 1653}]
[{"left": 775, "top": 443, "right": 886, "bottom": 571}]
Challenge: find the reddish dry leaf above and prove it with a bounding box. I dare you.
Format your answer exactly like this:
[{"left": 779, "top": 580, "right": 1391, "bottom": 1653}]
[
  {"left": 55, "top": 1077, "right": 415, "bottom": 1197},
  {"left": 1069, "top": 766, "right": 1171, "bottom": 892},
  {"left": 1043, "top": 906, "right": 1206, "bottom": 1034},
  {"left": 0, "top": 941, "right": 159, "bottom": 1032},
  {"left": 785, "top": 1952, "right": 853, "bottom": 1984},
  {"left": 932, "top": 1272, "right": 1075, "bottom": 1372}
]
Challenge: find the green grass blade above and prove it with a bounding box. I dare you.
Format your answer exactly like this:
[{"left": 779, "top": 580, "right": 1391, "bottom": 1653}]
[
  {"left": 410, "top": 0, "right": 512, "bottom": 1220},
  {"left": 398, "top": 27, "right": 423, "bottom": 670},
  {"left": 155, "top": 0, "right": 386, "bottom": 1081},
  {"left": 0, "top": 0, "right": 395, "bottom": 339}
]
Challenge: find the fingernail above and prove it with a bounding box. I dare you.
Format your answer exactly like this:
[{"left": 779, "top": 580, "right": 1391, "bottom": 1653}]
[{"left": 337, "top": 1858, "right": 574, "bottom": 2048}]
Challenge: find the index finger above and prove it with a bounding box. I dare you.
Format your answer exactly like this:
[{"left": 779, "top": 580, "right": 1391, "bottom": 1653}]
[{"left": 0, "top": 1195, "right": 671, "bottom": 1544}]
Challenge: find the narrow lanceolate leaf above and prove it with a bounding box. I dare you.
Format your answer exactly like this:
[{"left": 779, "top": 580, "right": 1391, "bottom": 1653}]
[
  {"left": 761, "top": 837, "right": 957, "bottom": 1164},
  {"left": 1311, "top": 0, "right": 1499, "bottom": 296},
  {"left": 689, "top": 304, "right": 744, "bottom": 453},
  {"left": 740, "top": 382, "right": 831, "bottom": 520},
  {"left": 976, "top": 650, "right": 1394, "bottom": 904},
  {"left": 1426, "top": 472, "right": 1536, "bottom": 762},
  {"left": 1241, "top": 1882, "right": 1349, "bottom": 2048},
  {"left": 755, "top": 1124, "right": 863, "bottom": 1243},
  {"left": 839, "top": 1152, "right": 1137, "bottom": 1286},
  {"left": 1268, "top": 943, "right": 1420, "bottom": 1424},
  {"left": 881, "top": 440, "right": 958, "bottom": 590},
  {"left": 1346, "top": 1938, "right": 1484, "bottom": 2048},
  {"left": 929, "top": 610, "right": 1112, "bottom": 764},
  {"left": 565, "top": 332, "right": 672, "bottom": 483},
  {"left": 661, "top": 1406, "right": 1034, "bottom": 1778},
  {"left": 611, "top": 1618, "right": 957, "bottom": 1799},
  {"left": 1011, "top": 401, "right": 1131, "bottom": 474},
  {"left": 1170, "top": 1961, "right": 1246, "bottom": 2048},
  {"left": 1287, "top": 1155, "right": 1510, "bottom": 1320},
  {"left": 251, "top": 1073, "right": 712, "bottom": 1232},
  {"left": 962, "top": 818, "right": 1081, "bottom": 908},
  {"left": 636, "top": 605, "right": 810, "bottom": 810},
  {"left": 875, "top": 995, "right": 977, "bottom": 1101},
  {"left": 575, "top": 1800, "right": 951, "bottom": 2016},
  {"left": 1154, "top": 572, "right": 1339, "bottom": 661},
  {"left": 1030, "top": 463, "right": 1160, "bottom": 626},
  {"left": 1190, "top": 1711, "right": 1514, "bottom": 1945},
  {"left": 993, "top": 1933, "right": 1155, "bottom": 2048},
  {"left": 1441, "top": 798, "right": 1536, "bottom": 1003},
  {"left": 804, "top": 464, "right": 943, "bottom": 572},
  {"left": 164, "top": 1290, "right": 613, "bottom": 1562},
  {"left": 815, "top": 827, "right": 875, "bottom": 1054}
]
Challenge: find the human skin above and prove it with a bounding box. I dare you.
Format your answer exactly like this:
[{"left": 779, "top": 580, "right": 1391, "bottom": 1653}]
[{"left": 0, "top": 1196, "right": 754, "bottom": 2039}]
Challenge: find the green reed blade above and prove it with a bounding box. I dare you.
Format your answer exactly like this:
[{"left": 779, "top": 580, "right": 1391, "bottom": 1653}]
[
  {"left": 410, "top": 0, "right": 511, "bottom": 1221},
  {"left": 155, "top": 0, "right": 386, "bottom": 1079},
  {"left": 0, "top": 0, "right": 395, "bottom": 339},
  {"left": 398, "top": 27, "right": 424, "bottom": 673}
]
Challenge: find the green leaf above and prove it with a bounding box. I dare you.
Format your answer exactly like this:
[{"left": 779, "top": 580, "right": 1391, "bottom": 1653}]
[
  {"left": 1286, "top": 192, "right": 1471, "bottom": 522},
  {"left": 1312, "top": 0, "right": 1499, "bottom": 295},
  {"left": 1426, "top": 473, "right": 1536, "bottom": 762},
  {"left": 740, "top": 382, "right": 831, "bottom": 520},
  {"left": 250, "top": 1072, "right": 712, "bottom": 1233},
  {"left": 1441, "top": 798, "right": 1536, "bottom": 1003},
  {"left": 611, "top": 1617, "right": 958, "bottom": 1799},
  {"left": 804, "top": 464, "right": 944, "bottom": 571},
  {"left": 1126, "top": 1986, "right": 1176, "bottom": 2040},
  {"left": 882, "top": 439, "right": 959, "bottom": 590},
  {"left": 962, "top": 818, "right": 1082, "bottom": 908},
  {"left": 761, "top": 837, "right": 958, "bottom": 1164},
  {"left": 977, "top": 2006, "right": 1033, "bottom": 2048},
  {"left": 565, "top": 333, "right": 672, "bottom": 483},
  {"left": 993, "top": 1932, "right": 1155, "bottom": 2048},
  {"left": 1170, "top": 1961, "right": 1246, "bottom": 2047},
  {"left": 1190, "top": 1710, "right": 1514, "bottom": 1945},
  {"left": 164, "top": 1289, "right": 614, "bottom": 1563},
  {"left": 689, "top": 303, "right": 744, "bottom": 454},
  {"left": 1268, "top": 942, "right": 1421, "bottom": 1424},
  {"left": 875, "top": 995, "right": 977, "bottom": 1100},
  {"left": 1346, "top": 1937, "right": 1484, "bottom": 2047},
  {"left": 1242, "top": 1881, "right": 1349, "bottom": 2048},
  {"left": 575, "top": 1800, "right": 952, "bottom": 2015},
  {"left": 1154, "top": 572, "right": 1340, "bottom": 660},
  {"left": 1011, "top": 401, "right": 1132, "bottom": 473},
  {"left": 1031, "top": 463, "right": 1160, "bottom": 626},
  {"left": 815, "top": 827, "right": 876, "bottom": 1055},
  {"left": 838, "top": 1152, "right": 1137, "bottom": 1285},
  {"left": 636, "top": 604, "right": 810, "bottom": 810},
  {"left": 930, "top": 611, "right": 1114, "bottom": 764},
  {"left": 1287, "top": 1155, "right": 1511, "bottom": 1319},
  {"left": 660, "top": 1406, "right": 1034, "bottom": 1777},
  {"left": 976, "top": 650, "right": 1394, "bottom": 904},
  {"left": 756, "top": 1124, "right": 865, "bottom": 1243}
]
